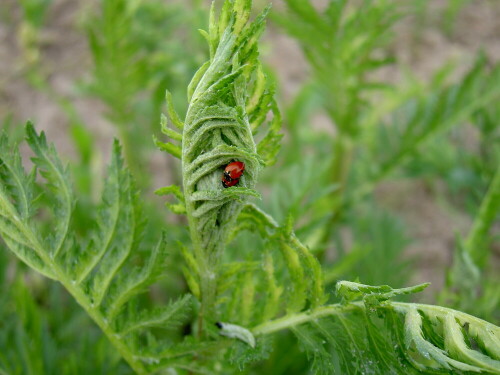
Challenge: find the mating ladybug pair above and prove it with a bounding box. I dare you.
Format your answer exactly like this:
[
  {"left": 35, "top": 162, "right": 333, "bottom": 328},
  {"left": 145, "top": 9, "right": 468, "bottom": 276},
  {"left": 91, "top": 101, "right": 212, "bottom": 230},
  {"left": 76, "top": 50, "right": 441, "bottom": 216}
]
[{"left": 222, "top": 161, "right": 245, "bottom": 188}]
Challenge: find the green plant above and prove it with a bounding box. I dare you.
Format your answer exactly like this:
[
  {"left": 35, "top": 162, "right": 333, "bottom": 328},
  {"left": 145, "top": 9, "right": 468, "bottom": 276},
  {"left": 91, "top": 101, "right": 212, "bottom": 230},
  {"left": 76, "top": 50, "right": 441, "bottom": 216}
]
[
  {"left": 85, "top": 0, "right": 207, "bottom": 183},
  {"left": 1, "top": 1, "right": 500, "bottom": 374},
  {"left": 0, "top": 250, "right": 131, "bottom": 375},
  {"left": 0, "top": 124, "right": 195, "bottom": 374},
  {"left": 274, "top": 0, "right": 500, "bottom": 249},
  {"left": 414, "top": 0, "right": 474, "bottom": 35},
  {"left": 17, "top": 0, "right": 54, "bottom": 74},
  {"left": 440, "top": 163, "right": 500, "bottom": 322},
  {"left": 154, "top": 0, "right": 281, "bottom": 333},
  {"left": 274, "top": 0, "right": 400, "bottom": 223}
]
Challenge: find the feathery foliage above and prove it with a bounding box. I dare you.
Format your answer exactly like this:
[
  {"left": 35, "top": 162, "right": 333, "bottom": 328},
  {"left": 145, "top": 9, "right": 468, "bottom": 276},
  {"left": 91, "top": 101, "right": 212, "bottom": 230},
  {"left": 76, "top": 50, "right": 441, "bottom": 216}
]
[
  {"left": 0, "top": 258, "right": 131, "bottom": 375},
  {"left": 85, "top": 0, "right": 206, "bottom": 182},
  {"left": 2, "top": 1, "right": 500, "bottom": 374},
  {"left": 0, "top": 123, "right": 192, "bottom": 375},
  {"left": 156, "top": 0, "right": 282, "bottom": 328},
  {"left": 354, "top": 57, "right": 500, "bottom": 200},
  {"left": 440, "top": 162, "right": 500, "bottom": 323},
  {"left": 251, "top": 281, "right": 500, "bottom": 374},
  {"left": 154, "top": 1, "right": 500, "bottom": 373},
  {"left": 275, "top": 0, "right": 500, "bottom": 251}
]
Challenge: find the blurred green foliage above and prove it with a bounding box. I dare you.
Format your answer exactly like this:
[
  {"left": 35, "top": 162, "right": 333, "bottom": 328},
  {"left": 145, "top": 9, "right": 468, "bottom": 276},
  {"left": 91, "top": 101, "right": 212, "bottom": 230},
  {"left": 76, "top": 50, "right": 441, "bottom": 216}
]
[
  {"left": 0, "top": 0, "right": 499, "bottom": 374},
  {"left": 84, "top": 0, "right": 207, "bottom": 182},
  {"left": 270, "top": 0, "right": 499, "bottom": 312},
  {"left": 0, "top": 249, "right": 132, "bottom": 374}
]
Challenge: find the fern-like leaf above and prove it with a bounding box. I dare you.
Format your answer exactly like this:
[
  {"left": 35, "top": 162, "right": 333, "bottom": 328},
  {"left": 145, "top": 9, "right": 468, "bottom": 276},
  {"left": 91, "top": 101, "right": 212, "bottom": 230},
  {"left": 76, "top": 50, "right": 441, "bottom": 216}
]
[
  {"left": 252, "top": 281, "right": 500, "bottom": 374},
  {"left": 0, "top": 124, "right": 192, "bottom": 375},
  {"left": 26, "top": 122, "right": 74, "bottom": 260},
  {"left": 119, "top": 295, "right": 192, "bottom": 336},
  {"left": 156, "top": 0, "right": 281, "bottom": 327},
  {"left": 354, "top": 58, "right": 500, "bottom": 199}
]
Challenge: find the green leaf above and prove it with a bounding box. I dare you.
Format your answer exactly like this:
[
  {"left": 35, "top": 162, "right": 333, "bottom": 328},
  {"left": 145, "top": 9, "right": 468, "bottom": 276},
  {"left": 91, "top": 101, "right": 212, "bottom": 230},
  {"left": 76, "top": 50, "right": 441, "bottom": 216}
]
[
  {"left": 336, "top": 280, "right": 430, "bottom": 304},
  {"left": 105, "top": 233, "right": 168, "bottom": 320},
  {"left": 25, "top": 121, "right": 74, "bottom": 259},
  {"left": 119, "top": 295, "right": 192, "bottom": 336},
  {"left": 0, "top": 125, "right": 195, "bottom": 375},
  {"left": 354, "top": 58, "right": 500, "bottom": 199},
  {"left": 157, "top": 0, "right": 280, "bottom": 328},
  {"left": 252, "top": 281, "right": 500, "bottom": 374},
  {"left": 0, "top": 132, "right": 37, "bottom": 221},
  {"left": 464, "top": 163, "right": 500, "bottom": 266}
]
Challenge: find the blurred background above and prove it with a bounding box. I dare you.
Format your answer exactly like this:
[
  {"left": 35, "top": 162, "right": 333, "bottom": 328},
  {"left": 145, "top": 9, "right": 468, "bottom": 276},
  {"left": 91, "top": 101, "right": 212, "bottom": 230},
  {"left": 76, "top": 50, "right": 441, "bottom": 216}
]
[{"left": 0, "top": 0, "right": 499, "bottom": 373}]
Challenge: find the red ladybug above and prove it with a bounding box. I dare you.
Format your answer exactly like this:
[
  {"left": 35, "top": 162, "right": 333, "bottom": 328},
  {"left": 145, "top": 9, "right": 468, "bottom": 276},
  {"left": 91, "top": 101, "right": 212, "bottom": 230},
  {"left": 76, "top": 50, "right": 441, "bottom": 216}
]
[
  {"left": 224, "top": 161, "right": 245, "bottom": 180},
  {"left": 222, "top": 177, "right": 239, "bottom": 188},
  {"left": 222, "top": 161, "right": 245, "bottom": 188}
]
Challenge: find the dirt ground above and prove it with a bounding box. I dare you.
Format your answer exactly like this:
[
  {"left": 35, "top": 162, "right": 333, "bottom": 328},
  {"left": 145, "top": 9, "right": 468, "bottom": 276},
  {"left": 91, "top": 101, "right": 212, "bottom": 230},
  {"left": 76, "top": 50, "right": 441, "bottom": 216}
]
[{"left": 0, "top": 0, "right": 499, "bottom": 292}]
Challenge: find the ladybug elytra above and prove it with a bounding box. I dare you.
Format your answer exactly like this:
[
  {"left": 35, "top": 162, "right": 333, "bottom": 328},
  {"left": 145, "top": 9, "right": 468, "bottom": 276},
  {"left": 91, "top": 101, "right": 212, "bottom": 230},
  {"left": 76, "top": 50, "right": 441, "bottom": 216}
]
[{"left": 222, "top": 161, "right": 245, "bottom": 188}]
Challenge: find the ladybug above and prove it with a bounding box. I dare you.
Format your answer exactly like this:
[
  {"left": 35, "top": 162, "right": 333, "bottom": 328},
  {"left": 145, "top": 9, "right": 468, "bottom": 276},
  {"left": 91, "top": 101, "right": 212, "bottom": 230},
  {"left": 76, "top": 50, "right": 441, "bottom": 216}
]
[
  {"left": 224, "top": 161, "right": 245, "bottom": 180},
  {"left": 222, "top": 161, "right": 245, "bottom": 188}
]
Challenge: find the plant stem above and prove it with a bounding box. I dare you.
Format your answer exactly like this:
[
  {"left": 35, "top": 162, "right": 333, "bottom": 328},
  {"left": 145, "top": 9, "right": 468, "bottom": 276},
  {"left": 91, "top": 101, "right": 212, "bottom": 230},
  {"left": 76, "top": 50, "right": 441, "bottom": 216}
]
[
  {"left": 330, "top": 135, "right": 354, "bottom": 206},
  {"left": 15, "top": 218, "right": 148, "bottom": 374},
  {"left": 317, "top": 133, "right": 354, "bottom": 255},
  {"left": 252, "top": 301, "right": 496, "bottom": 337},
  {"left": 182, "top": 171, "right": 218, "bottom": 338},
  {"left": 464, "top": 163, "right": 500, "bottom": 267},
  {"left": 252, "top": 303, "right": 359, "bottom": 335},
  {"left": 64, "top": 282, "right": 148, "bottom": 375},
  {"left": 196, "top": 255, "right": 217, "bottom": 338}
]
